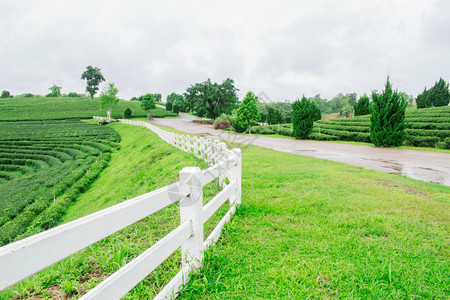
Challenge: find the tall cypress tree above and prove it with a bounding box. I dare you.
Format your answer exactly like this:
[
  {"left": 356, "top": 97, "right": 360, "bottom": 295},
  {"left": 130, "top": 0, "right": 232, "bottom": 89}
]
[
  {"left": 430, "top": 78, "right": 450, "bottom": 107},
  {"left": 370, "top": 77, "right": 407, "bottom": 147},
  {"left": 292, "top": 96, "right": 315, "bottom": 139},
  {"left": 416, "top": 78, "right": 450, "bottom": 108}
]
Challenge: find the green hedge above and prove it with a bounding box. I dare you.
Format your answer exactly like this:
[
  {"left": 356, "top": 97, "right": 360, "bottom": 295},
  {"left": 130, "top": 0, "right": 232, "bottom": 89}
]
[{"left": 405, "top": 136, "right": 441, "bottom": 148}]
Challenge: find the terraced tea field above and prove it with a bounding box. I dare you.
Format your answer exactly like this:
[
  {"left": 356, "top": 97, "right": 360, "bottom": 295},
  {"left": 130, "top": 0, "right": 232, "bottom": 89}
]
[
  {"left": 0, "top": 120, "right": 120, "bottom": 245},
  {"left": 0, "top": 96, "right": 177, "bottom": 121},
  {"left": 249, "top": 106, "right": 450, "bottom": 149}
]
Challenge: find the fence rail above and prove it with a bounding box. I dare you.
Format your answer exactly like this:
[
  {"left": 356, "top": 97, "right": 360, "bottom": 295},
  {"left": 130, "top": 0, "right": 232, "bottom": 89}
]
[{"left": 0, "top": 117, "right": 242, "bottom": 300}]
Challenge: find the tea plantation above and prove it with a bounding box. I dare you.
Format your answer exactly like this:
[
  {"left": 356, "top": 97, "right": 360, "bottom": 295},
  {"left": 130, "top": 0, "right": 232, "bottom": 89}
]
[
  {"left": 0, "top": 96, "right": 176, "bottom": 121},
  {"left": 0, "top": 120, "right": 120, "bottom": 245},
  {"left": 249, "top": 106, "right": 450, "bottom": 149}
]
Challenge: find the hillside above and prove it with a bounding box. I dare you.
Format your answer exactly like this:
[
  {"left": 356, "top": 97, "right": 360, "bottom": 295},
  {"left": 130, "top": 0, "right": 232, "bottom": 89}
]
[
  {"left": 0, "top": 96, "right": 176, "bottom": 121},
  {"left": 0, "top": 120, "right": 120, "bottom": 245}
]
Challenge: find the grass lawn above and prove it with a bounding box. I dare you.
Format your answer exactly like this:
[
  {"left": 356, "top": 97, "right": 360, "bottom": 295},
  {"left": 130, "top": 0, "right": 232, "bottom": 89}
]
[{"left": 180, "top": 143, "right": 449, "bottom": 299}]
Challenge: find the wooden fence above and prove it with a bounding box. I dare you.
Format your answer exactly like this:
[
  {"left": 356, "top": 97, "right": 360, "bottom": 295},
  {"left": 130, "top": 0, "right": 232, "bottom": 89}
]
[{"left": 0, "top": 118, "right": 242, "bottom": 299}]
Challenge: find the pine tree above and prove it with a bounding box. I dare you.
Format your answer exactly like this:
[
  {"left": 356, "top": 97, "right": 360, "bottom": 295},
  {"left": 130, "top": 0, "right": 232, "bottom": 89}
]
[
  {"left": 234, "top": 91, "right": 260, "bottom": 133},
  {"left": 292, "top": 96, "right": 315, "bottom": 139},
  {"left": 416, "top": 78, "right": 450, "bottom": 108},
  {"left": 430, "top": 78, "right": 450, "bottom": 107},
  {"left": 311, "top": 101, "right": 321, "bottom": 121},
  {"left": 354, "top": 95, "right": 370, "bottom": 116},
  {"left": 370, "top": 77, "right": 407, "bottom": 147}
]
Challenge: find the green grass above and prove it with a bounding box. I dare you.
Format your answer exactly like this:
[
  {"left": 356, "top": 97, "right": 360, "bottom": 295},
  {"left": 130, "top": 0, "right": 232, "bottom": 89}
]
[
  {"left": 0, "top": 96, "right": 177, "bottom": 121},
  {"left": 180, "top": 144, "right": 449, "bottom": 299},
  {"left": 0, "top": 123, "right": 228, "bottom": 299},
  {"left": 1, "top": 120, "right": 448, "bottom": 299}
]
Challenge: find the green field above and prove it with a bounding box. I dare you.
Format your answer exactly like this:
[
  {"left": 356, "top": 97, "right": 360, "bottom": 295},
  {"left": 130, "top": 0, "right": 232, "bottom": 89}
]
[
  {"left": 0, "top": 96, "right": 177, "bottom": 121},
  {"left": 0, "top": 97, "right": 448, "bottom": 299},
  {"left": 0, "top": 122, "right": 448, "bottom": 299},
  {"left": 248, "top": 106, "right": 450, "bottom": 149},
  {"left": 180, "top": 144, "right": 449, "bottom": 298},
  {"left": 0, "top": 120, "right": 120, "bottom": 245}
]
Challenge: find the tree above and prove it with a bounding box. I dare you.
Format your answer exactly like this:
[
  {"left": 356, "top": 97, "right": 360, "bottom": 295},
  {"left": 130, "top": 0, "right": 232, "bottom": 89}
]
[
  {"left": 416, "top": 78, "right": 450, "bottom": 108},
  {"left": 428, "top": 78, "right": 450, "bottom": 107},
  {"left": 1, "top": 90, "right": 10, "bottom": 98},
  {"left": 46, "top": 85, "right": 61, "bottom": 97},
  {"left": 166, "top": 92, "right": 185, "bottom": 112},
  {"left": 233, "top": 91, "right": 260, "bottom": 133},
  {"left": 370, "top": 77, "right": 407, "bottom": 147},
  {"left": 140, "top": 93, "right": 156, "bottom": 118},
  {"left": 292, "top": 97, "right": 315, "bottom": 139},
  {"left": 348, "top": 93, "right": 357, "bottom": 106},
  {"left": 98, "top": 83, "right": 119, "bottom": 121},
  {"left": 184, "top": 78, "right": 238, "bottom": 119},
  {"left": 81, "top": 66, "right": 105, "bottom": 98},
  {"left": 153, "top": 93, "right": 162, "bottom": 102},
  {"left": 166, "top": 101, "right": 173, "bottom": 111},
  {"left": 124, "top": 108, "right": 132, "bottom": 118},
  {"left": 354, "top": 95, "right": 370, "bottom": 116},
  {"left": 311, "top": 101, "right": 321, "bottom": 121},
  {"left": 266, "top": 106, "right": 284, "bottom": 125}
]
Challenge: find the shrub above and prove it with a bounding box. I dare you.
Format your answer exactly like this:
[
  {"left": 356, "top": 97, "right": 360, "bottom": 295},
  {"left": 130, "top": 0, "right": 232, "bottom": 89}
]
[
  {"left": 405, "top": 136, "right": 440, "bottom": 148},
  {"left": 250, "top": 126, "right": 275, "bottom": 134},
  {"left": 67, "top": 92, "right": 81, "bottom": 97},
  {"left": 292, "top": 97, "right": 315, "bottom": 139},
  {"left": 214, "top": 120, "right": 232, "bottom": 129},
  {"left": 277, "top": 127, "right": 293, "bottom": 137},
  {"left": 23, "top": 93, "right": 33, "bottom": 98},
  {"left": 166, "top": 101, "right": 173, "bottom": 111},
  {"left": 1, "top": 90, "right": 10, "bottom": 98},
  {"left": 124, "top": 108, "right": 132, "bottom": 118},
  {"left": 370, "top": 78, "right": 407, "bottom": 147},
  {"left": 308, "top": 133, "right": 339, "bottom": 141},
  {"left": 173, "top": 104, "right": 180, "bottom": 114},
  {"left": 214, "top": 113, "right": 234, "bottom": 124},
  {"left": 354, "top": 95, "right": 370, "bottom": 116}
]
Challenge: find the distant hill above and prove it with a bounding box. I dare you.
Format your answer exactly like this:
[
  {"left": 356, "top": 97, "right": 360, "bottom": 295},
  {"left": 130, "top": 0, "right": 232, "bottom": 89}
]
[{"left": 0, "top": 96, "right": 176, "bottom": 121}]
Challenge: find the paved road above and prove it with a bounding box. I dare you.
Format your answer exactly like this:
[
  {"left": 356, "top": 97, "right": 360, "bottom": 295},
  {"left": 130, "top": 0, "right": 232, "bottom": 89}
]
[{"left": 153, "top": 113, "right": 450, "bottom": 186}]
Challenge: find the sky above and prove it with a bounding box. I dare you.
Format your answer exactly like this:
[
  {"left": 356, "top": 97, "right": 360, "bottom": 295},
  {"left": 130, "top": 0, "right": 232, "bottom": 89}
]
[{"left": 1, "top": 0, "right": 449, "bottom": 102}]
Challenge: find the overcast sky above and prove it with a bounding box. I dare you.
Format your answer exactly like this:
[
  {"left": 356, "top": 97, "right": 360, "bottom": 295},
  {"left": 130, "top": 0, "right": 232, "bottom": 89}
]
[{"left": 1, "top": 0, "right": 449, "bottom": 102}]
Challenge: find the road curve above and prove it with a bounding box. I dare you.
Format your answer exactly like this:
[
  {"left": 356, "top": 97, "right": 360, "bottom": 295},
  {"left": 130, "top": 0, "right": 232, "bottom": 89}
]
[{"left": 153, "top": 113, "right": 450, "bottom": 186}]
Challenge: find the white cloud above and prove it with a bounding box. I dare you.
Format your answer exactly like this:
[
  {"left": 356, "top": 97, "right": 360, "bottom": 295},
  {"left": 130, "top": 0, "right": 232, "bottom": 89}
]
[{"left": 0, "top": 0, "right": 448, "bottom": 101}]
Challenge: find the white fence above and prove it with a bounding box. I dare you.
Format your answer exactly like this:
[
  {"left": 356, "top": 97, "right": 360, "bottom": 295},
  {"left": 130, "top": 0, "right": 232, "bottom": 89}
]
[{"left": 0, "top": 117, "right": 242, "bottom": 299}]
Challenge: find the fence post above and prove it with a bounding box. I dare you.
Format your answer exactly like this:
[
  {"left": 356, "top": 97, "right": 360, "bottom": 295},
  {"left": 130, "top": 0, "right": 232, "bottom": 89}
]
[
  {"left": 230, "top": 148, "right": 242, "bottom": 206},
  {"left": 179, "top": 167, "right": 204, "bottom": 272}
]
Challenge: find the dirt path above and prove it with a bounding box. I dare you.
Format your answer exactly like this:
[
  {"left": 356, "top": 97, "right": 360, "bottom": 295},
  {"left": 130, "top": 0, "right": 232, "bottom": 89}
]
[{"left": 153, "top": 113, "right": 450, "bottom": 186}]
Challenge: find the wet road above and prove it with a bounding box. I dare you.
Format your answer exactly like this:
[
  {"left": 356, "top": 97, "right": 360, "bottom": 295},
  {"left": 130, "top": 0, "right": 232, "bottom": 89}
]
[{"left": 153, "top": 113, "right": 450, "bottom": 186}]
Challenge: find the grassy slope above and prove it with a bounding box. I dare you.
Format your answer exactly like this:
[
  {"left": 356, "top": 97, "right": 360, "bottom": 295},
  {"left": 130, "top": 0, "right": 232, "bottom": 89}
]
[
  {"left": 180, "top": 144, "right": 449, "bottom": 299},
  {"left": 0, "top": 96, "right": 176, "bottom": 121},
  {"left": 0, "top": 123, "right": 217, "bottom": 299}
]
